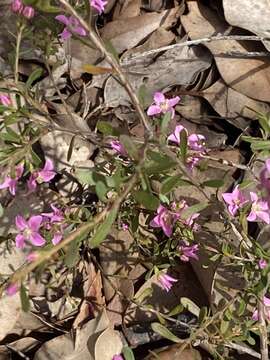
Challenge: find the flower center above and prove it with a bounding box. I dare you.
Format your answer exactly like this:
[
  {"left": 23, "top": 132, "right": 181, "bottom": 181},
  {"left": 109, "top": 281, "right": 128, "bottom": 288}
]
[{"left": 160, "top": 100, "right": 169, "bottom": 112}]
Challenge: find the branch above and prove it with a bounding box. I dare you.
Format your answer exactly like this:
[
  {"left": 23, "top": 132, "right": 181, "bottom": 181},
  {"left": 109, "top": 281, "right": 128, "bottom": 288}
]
[{"left": 58, "top": 0, "right": 153, "bottom": 138}]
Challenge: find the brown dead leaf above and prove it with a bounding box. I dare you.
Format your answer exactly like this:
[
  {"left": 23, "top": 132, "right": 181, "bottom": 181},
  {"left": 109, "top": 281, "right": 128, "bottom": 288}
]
[
  {"left": 181, "top": 1, "right": 270, "bottom": 102},
  {"left": 94, "top": 328, "right": 122, "bottom": 360},
  {"left": 203, "top": 79, "right": 270, "bottom": 129},
  {"left": 101, "top": 7, "right": 180, "bottom": 53},
  {"left": 113, "top": 0, "right": 142, "bottom": 19},
  {"left": 223, "top": 0, "right": 270, "bottom": 51},
  {"left": 147, "top": 347, "right": 202, "bottom": 360}
]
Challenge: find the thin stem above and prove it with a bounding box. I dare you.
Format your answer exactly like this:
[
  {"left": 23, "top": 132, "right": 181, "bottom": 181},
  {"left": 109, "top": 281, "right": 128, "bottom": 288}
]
[
  {"left": 258, "top": 294, "right": 269, "bottom": 360},
  {"left": 14, "top": 23, "right": 25, "bottom": 84}
]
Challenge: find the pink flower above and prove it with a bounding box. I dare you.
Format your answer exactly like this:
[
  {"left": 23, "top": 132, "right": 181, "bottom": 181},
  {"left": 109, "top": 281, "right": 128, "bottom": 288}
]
[
  {"left": 147, "top": 92, "right": 180, "bottom": 118},
  {"left": 186, "top": 155, "right": 201, "bottom": 171},
  {"left": 42, "top": 204, "right": 64, "bottom": 223},
  {"left": 252, "top": 296, "right": 270, "bottom": 321},
  {"left": 172, "top": 200, "right": 200, "bottom": 229},
  {"left": 11, "top": 0, "right": 23, "bottom": 13},
  {"left": 179, "top": 244, "right": 199, "bottom": 262},
  {"left": 110, "top": 140, "right": 127, "bottom": 157},
  {"left": 259, "top": 259, "right": 267, "bottom": 269},
  {"left": 26, "top": 252, "right": 39, "bottom": 262},
  {"left": 188, "top": 134, "right": 206, "bottom": 152},
  {"left": 222, "top": 186, "right": 247, "bottom": 216},
  {"left": 122, "top": 222, "right": 129, "bottom": 231},
  {"left": 6, "top": 283, "right": 19, "bottom": 296},
  {"left": 27, "top": 159, "right": 56, "bottom": 191},
  {"left": 247, "top": 192, "right": 270, "bottom": 224},
  {"left": 260, "top": 159, "right": 270, "bottom": 191},
  {"left": 15, "top": 215, "right": 46, "bottom": 248},
  {"left": 55, "top": 15, "right": 87, "bottom": 41},
  {"left": 0, "top": 94, "right": 11, "bottom": 106},
  {"left": 158, "top": 273, "right": 178, "bottom": 292},
  {"left": 22, "top": 6, "right": 35, "bottom": 19},
  {"left": 150, "top": 205, "right": 179, "bottom": 237},
  {"left": 112, "top": 356, "right": 124, "bottom": 360},
  {"left": 90, "top": 0, "right": 107, "bottom": 14},
  {"left": 0, "top": 164, "right": 24, "bottom": 195},
  {"left": 167, "top": 125, "right": 186, "bottom": 144}
]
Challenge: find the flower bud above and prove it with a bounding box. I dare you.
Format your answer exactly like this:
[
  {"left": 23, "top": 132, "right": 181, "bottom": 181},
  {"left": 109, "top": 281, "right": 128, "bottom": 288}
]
[
  {"left": 11, "top": 0, "right": 23, "bottom": 13},
  {"left": 23, "top": 6, "right": 35, "bottom": 19}
]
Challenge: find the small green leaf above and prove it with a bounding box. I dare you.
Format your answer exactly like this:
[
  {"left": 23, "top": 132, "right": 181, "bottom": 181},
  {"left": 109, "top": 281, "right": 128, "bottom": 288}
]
[
  {"left": 160, "top": 112, "right": 171, "bottom": 134},
  {"left": 202, "top": 179, "right": 224, "bottom": 188},
  {"left": 90, "top": 208, "right": 118, "bottom": 248},
  {"left": 104, "top": 39, "right": 119, "bottom": 62},
  {"left": 97, "top": 121, "right": 119, "bottom": 136},
  {"left": 119, "top": 135, "right": 139, "bottom": 160},
  {"left": 151, "top": 322, "right": 182, "bottom": 343},
  {"left": 64, "top": 239, "right": 80, "bottom": 268},
  {"left": 122, "top": 346, "right": 135, "bottom": 360},
  {"left": 238, "top": 180, "right": 254, "bottom": 190},
  {"left": 246, "top": 334, "right": 256, "bottom": 346},
  {"left": 26, "top": 67, "right": 43, "bottom": 88},
  {"left": 138, "top": 85, "right": 152, "bottom": 108},
  {"left": 181, "top": 202, "right": 208, "bottom": 220},
  {"left": 252, "top": 140, "right": 270, "bottom": 151},
  {"left": 168, "top": 304, "right": 184, "bottom": 317},
  {"left": 95, "top": 181, "right": 108, "bottom": 201},
  {"left": 133, "top": 190, "right": 160, "bottom": 211},
  {"left": 180, "top": 297, "right": 200, "bottom": 317},
  {"left": 20, "top": 284, "right": 30, "bottom": 312},
  {"left": 134, "top": 287, "right": 153, "bottom": 304},
  {"left": 161, "top": 175, "right": 190, "bottom": 194},
  {"left": 198, "top": 306, "right": 208, "bottom": 325},
  {"left": 179, "top": 128, "right": 188, "bottom": 161}
]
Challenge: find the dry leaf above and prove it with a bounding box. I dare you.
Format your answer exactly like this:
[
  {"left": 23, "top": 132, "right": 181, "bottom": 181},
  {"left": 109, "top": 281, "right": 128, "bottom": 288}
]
[
  {"left": 94, "top": 328, "right": 123, "bottom": 360},
  {"left": 103, "top": 45, "right": 212, "bottom": 107},
  {"left": 181, "top": 1, "right": 270, "bottom": 102},
  {"left": 147, "top": 347, "right": 202, "bottom": 360},
  {"left": 101, "top": 7, "right": 180, "bottom": 53},
  {"left": 203, "top": 79, "right": 270, "bottom": 129},
  {"left": 113, "top": 0, "right": 142, "bottom": 19},
  {"left": 223, "top": 0, "right": 270, "bottom": 51}
]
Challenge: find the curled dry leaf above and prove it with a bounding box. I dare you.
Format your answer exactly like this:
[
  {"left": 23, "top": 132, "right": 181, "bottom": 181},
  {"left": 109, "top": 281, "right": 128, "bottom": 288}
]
[
  {"left": 203, "top": 79, "right": 270, "bottom": 129},
  {"left": 100, "top": 7, "right": 180, "bottom": 53},
  {"left": 104, "top": 45, "right": 212, "bottom": 107},
  {"left": 113, "top": 0, "right": 142, "bottom": 20},
  {"left": 181, "top": 1, "right": 270, "bottom": 102},
  {"left": 147, "top": 347, "right": 202, "bottom": 360},
  {"left": 223, "top": 0, "right": 270, "bottom": 51}
]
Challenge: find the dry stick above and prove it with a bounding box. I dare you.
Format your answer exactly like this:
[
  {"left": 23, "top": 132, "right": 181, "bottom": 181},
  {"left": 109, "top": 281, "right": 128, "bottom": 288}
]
[
  {"left": 258, "top": 294, "right": 269, "bottom": 360},
  {"left": 0, "top": 173, "right": 138, "bottom": 296},
  {"left": 121, "top": 35, "right": 270, "bottom": 65},
  {"left": 224, "top": 342, "right": 261, "bottom": 359},
  {"left": 58, "top": 0, "right": 153, "bottom": 138}
]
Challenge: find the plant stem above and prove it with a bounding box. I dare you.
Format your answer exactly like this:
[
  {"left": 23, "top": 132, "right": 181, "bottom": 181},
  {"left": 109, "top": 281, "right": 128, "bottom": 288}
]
[{"left": 14, "top": 23, "right": 25, "bottom": 84}]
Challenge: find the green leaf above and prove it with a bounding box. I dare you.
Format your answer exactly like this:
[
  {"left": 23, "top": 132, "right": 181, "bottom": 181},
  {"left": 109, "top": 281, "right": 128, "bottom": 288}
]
[
  {"left": 35, "top": 0, "right": 60, "bottom": 12},
  {"left": 181, "top": 202, "right": 208, "bottom": 220},
  {"left": 138, "top": 85, "right": 152, "bottom": 108},
  {"left": 180, "top": 297, "right": 200, "bottom": 317},
  {"left": 95, "top": 180, "right": 108, "bottom": 201},
  {"left": 161, "top": 175, "right": 190, "bottom": 194},
  {"left": 251, "top": 140, "right": 270, "bottom": 151},
  {"left": 202, "top": 179, "right": 224, "bottom": 188},
  {"left": 246, "top": 334, "right": 256, "bottom": 346},
  {"left": 90, "top": 208, "right": 118, "bottom": 248},
  {"left": 151, "top": 323, "right": 182, "bottom": 343},
  {"left": 134, "top": 287, "right": 153, "bottom": 304},
  {"left": 96, "top": 121, "right": 119, "bottom": 136},
  {"left": 26, "top": 67, "right": 43, "bottom": 88},
  {"left": 122, "top": 346, "right": 135, "bottom": 360},
  {"left": 257, "top": 112, "right": 270, "bottom": 137},
  {"left": 104, "top": 39, "right": 119, "bottom": 62},
  {"left": 198, "top": 306, "right": 208, "bottom": 325},
  {"left": 238, "top": 180, "right": 254, "bottom": 190},
  {"left": 168, "top": 304, "right": 184, "bottom": 317},
  {"left": 160, "top": 112, "right": 171, "bottom": 134},
  {"left": 133, "top": 190, "right": 160, "bottom": 211},
  {"left": 119, "top": 135, "right": 139, "bottom": 160},
  {"left": 64, "top": 239, "right": 80, "bottom": 268},
  {"left": 180, "top": 127, "right": 188, "bottom": 161},
  {"left": 20, "top": 284, "right": 30, "bottom": 312}
]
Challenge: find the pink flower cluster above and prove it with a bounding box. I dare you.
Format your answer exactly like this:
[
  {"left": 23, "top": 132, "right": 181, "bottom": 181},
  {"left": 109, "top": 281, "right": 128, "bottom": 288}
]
[
  {"left": 11, "top": 0, "right": 35, "bottom": 19},
  {"left": 0, "top": 159, "right": 56, "bottom": 196},
  {"left": 222, "top": 159, "right": 270, "bottom": 225},
  {"left": 55, "top": 15, "right": 87, "bottom": 41},
  {"left": 150, "top": 201, "right": 200, "bottom": 237},
  {"left": 110, "top": 140, "right": 127, "bottom": 157},
  {"left": 252, "top": 296, "right": 270, "bottom": 322},
  {"left": 168, "top": 125, "right": 206, "bottom": 170},
  {"left": 15, "top": 204, "right": 66, "bottom": 249},
  {"left": 158, "top": 272, "right": 178, "bottom": 292}
]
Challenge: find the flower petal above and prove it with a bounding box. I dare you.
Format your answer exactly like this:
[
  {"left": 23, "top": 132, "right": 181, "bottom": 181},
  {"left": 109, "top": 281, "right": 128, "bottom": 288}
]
[
  {"left": 168, "top": 96, "right": 180, "bottom": 107},
  {"left": 15, "top": 215, "right": 27, "bottom": 231},
  {"left": 247, "top": 210, "right": 257, "bottom": 222},
  {"left": 30, "top": 232, "right": 46, "bottom": 247},
  {"left": 147, "top": 105, "right": 161, "bottom": 116},
  {"left": 153, "top": 92, "right": 165, "bottom": 104},
  {"left": 52, "top": 232, "right": 63, "bottom": 245},
  {"left": 55, "top": 14, "right": 69, "bottom": 25},
  {"left": 15, "top": 234, "right": 25, "bottom": 248},
  {"left": 61, "top": 28, "right": 71, "bottom": 40},
  {"left": 257, "top": 211, "right": 270, "bottom": 224},
  {"left": 28, "top": 215, "right": 43, "bottom": 231}
]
